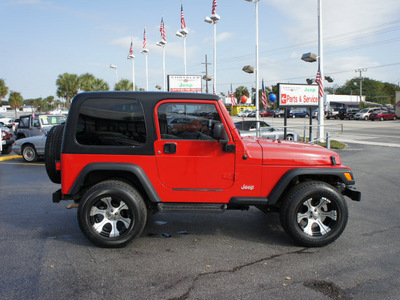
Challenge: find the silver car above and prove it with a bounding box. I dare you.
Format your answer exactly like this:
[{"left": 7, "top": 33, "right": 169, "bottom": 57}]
[
  {"left": 234, "top": 121, "right": 298, "bottom": 141},
  {"left": 353, "top": 108, "right": 380, "bottom": 120},
  {"left": 12, "top": 135, "right": 46, "bottom": 162}
]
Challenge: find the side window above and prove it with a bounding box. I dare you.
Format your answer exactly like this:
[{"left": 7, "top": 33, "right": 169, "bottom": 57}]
[
  {"left": 19, "top": 117, "right": 29, "bottom": 128},
  {"left": 76, "top": 99, "right": 146, "bottom": 146},
  {"left": 158, "top": 103, "right": 221, "bottom": 141}
]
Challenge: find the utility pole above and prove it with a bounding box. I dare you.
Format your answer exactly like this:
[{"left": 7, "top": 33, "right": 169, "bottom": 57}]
[
  {"left": 202, "top": 55, "right": 212, "bottom": 93},
  {"left": 355, "top": 68, "right": 367, "bottom": 104}
]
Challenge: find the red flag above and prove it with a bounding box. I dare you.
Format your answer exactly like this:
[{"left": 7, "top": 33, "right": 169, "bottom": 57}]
[
  {"left": 261, "top": 79, "right": 268, "bottom": 108},
  {"left": 316, "top": 71, "right": 324, "bottom": 98},
  {"left": 230, "top": 84, "right": 236, "bottom": 107},
  {"left": 127, "top": 39, "right": 134, "bottom": 58},
  {"left": 212, "top": 0, "right": 217, "bottom": 15},
  {"left": 160, "top": 17, "right": 166, "bottom": 42},
  {"left": 181, "top": 4, "right": 186, "bottom": 30},
  {"left": 143, "top": 27, "right": 147, "bottom": 50}
]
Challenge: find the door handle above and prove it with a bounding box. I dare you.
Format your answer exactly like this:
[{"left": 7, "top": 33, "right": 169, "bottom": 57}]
[{"left": 164, "top": 143, "right": 177, "bottom": 154}]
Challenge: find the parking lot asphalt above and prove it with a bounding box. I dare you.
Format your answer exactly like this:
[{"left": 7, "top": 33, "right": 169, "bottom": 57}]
[{"left": 0, "top": 118, "right": 399, "bottom": 299}]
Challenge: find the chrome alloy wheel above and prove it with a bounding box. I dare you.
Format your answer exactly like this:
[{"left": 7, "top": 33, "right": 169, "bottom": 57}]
[
  {"left": 296, "top": 197, "right": 337, "bottom": 237},
  {"left": 89, "top": 196, "right": 133, "bottom": 238}
]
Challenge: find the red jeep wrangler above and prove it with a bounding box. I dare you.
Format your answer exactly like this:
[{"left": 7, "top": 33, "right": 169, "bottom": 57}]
[{"left": 46, "top": 92, "right": 360, "bottom": 248}]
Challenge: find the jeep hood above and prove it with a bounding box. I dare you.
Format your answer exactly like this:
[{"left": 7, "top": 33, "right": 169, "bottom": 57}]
[{"left": 246, "top": 138, "right": 341, "bottom": 166}]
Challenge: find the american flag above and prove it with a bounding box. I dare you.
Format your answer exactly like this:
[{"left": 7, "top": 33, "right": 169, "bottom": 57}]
[
  {"left": 143, "top": 27, "right": 147, "bottom": 49},
  {"left": 316, "top": 71, "right": 324, "bottom": 98},
  {"left": 212, "top": 0, "right": 217, "bottom": 15},
  {"left": 127, "top": 39, "right": 133, "bottom": 58},
  {"left": 261, "top": 79, "right": 268, "bottom": 108},
  {"left": 181, "top": 4, "right": 186, "bottom": 30},
  {"left": 230, "top": 84, "right": 236, "bottom": 106},
  {"left": 160, "top": 17, "right": 166, "bottom": 42}
]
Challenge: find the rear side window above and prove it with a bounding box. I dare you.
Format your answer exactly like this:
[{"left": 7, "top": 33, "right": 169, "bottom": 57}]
[{"left": 76, "top": 99, "right": 146, "bottom": 146}]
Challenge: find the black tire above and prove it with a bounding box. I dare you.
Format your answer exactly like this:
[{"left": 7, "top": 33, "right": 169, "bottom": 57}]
[
  {"left": 286, "top": 134, "right": 294, "bottom": 141},
  {"left": 1, "top": 145, "right": 12, "bottom": 154},
  {"left": 364, "top": 116, "right": 368, "bottom": 121},
  {"left": 280, "top": 181, "right": 348, "bottom": 247},
  {"left": 394, "top": 116, "right": 397, "bottom": 120},
  {"left": 77, "top": 180, "right": 147, "bottom": 248},
  {"left": 45, "top": 124, "right": 64, "bottom": 183},
  {"left": 380, "top": 117, "right": 384, "bottom": 121},
  {"left": 22, "top": 144, "right": 38, "bottom": 162}
]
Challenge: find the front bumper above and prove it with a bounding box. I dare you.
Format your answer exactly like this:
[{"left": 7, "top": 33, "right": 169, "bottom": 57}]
[{"left": 343, "top": 186, "right": 361, "bottom": 201}]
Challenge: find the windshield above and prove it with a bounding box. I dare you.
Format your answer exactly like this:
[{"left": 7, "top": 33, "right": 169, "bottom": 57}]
[
  {"left": 39, "top": 115, "right": 66, "bottom": 125},
  {"left": 359, "top": 109, "right": 368, "bottom": 113}
]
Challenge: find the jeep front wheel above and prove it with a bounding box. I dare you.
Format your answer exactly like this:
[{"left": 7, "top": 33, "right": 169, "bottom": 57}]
[
  {"left": 280, "top": 181, "right": 348, "bottom": 247},
  {"left": 78, "top": 180, "right": 147, "bottom": 248}
]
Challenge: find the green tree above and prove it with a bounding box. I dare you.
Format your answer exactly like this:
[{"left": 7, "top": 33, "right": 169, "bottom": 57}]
[
  {"left": 234, "top": 86, "right": 249, "bottom": 103},
  {"left": 8, "top": 91, "right": 23, "bottom": 117},
  {"left": 0, "top": 79, "right": 8, "bottom": 101},
  {"left": 79, "top": 73, "right": 96, "bottom": 91},
  {"left": 92, "top": 78, "right": 109, "bottom": 91},
  {"left": 56, "top": 73, "right": 80, "bottom": 107},
  {"left": 335, "top": 77, "right": 399, "bottom": 105},
  {"left": 115, "top": 79, "right": 133, "bottom": 91}
]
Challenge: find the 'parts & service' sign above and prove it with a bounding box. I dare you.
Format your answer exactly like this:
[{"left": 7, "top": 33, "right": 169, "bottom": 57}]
[{"left": 278, "top": 83, "right": 319, "bottom": 107}]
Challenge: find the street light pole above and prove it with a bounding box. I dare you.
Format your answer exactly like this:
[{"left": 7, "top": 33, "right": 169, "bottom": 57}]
[
  {"left": 355, "top": 68, "right": 367, "bottom": 104},
  {"left": 205, "top": 1, "right": 220, "bottom": 95},
  {"left": 245, "top": 0, "right": 260, "bottom": 137},
  {"left": 109, "top": 64, "right": 118, "bottom": 87}
]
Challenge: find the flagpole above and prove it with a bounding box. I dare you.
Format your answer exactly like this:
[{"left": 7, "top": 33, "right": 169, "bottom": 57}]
[
  {"left": 163, "top": 46, "right": 166, "bottom": 91},
  {"left": 132, "top": 59, "right": 135, "bottom": 91},
  {"left": 317, "top": 0, "right": 324, "bottom": 141},
  {"left": 145, "top": 54, "right": 149, "bottom": 91}
]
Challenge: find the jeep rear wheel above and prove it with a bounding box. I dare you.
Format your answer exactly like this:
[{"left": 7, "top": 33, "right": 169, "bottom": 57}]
[
  {"left": 78, "top": 180, "right": 147, "bottom": 248},
  {"left": 45, "top": 124, "right": 64, "bottom": 183},
  {"left": 280, "top": 181, "right": 348, "bottom": 247}
]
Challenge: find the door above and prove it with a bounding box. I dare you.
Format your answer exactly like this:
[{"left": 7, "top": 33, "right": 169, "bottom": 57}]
[{"left": 154, "top": 101, "right": 235, "bottom": 190}]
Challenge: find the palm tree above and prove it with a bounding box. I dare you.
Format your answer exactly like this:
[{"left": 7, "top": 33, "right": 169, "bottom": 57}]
[
  {"left": 56, "top": 73, "right": 80, "bottom": 107},
  {"left": 92, "top": 79, "right": 109, "bottom": 91},
  {"left": 8, "top": 91, "right": 23, "bottom": 117},
  {"left": 0, "top": 79, "right": 8, "bottom": 101},
  {"left": 115, "top": 79, "right": 133, "bottom": 91},
  {"left": 79, "top": 73, "right": 96, "bottom": 91}
]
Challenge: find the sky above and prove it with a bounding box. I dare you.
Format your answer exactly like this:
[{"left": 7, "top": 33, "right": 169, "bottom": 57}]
[{"left": 1, "top": 0, "right": 400, "bottom": 100}]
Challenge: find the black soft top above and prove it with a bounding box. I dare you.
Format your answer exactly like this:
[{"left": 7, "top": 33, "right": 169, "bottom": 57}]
[{"left": 63, "top": 92, "right": 220, "bottom": 156}]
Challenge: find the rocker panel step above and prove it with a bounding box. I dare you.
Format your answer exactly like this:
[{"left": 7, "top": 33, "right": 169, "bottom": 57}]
[{"left": 157, "top": 203, "right": 227, "bottom": 213}]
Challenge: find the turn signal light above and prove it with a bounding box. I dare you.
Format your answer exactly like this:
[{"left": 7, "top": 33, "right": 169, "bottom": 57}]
[{"left": 344, "top": 172, "right": 353, "bottom": 181}]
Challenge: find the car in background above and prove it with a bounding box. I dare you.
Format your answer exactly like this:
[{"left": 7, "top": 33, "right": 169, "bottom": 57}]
[
  {"left": 247, "top": 111, "right": 256, "bottom": 117},
  {"left": 353, "top": 108, "right": 380, "bottom": 120},
  {"left": 260, "top": 110, "right": 273, "bottom": 117},
  {"left": 12, "top": 135, "right": 46, "bottom": 162},
  {"left": 338, "top": 108, "right": 360, "bottom": 120},
  {"left": 0, "top": 114, "right": 13, "bottom": 128},
  {"left": 272, "top": 109, "right": 285, "bottom": 118},
  {"left": 16, "top": 114, "right": 66, "bottom": 139},
  {"left": 288, "top": 108, "right": 309, "bottom": 118},
  {"left": 237, "top": 109, "right": 254, "bottom": 117},
  {"left": 234, "top": 120, "right": 298, "bottom": 141},
  {"left": 1, "top": 125, "right": 15, "bottom": 154},
  {"left": 369, "top": 110, "right": 397, "bottom": 121}
]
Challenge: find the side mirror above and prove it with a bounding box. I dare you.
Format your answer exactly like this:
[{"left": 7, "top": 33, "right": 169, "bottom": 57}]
[{"left": 213, "top": 123, "right": 228, "bottom": 144}]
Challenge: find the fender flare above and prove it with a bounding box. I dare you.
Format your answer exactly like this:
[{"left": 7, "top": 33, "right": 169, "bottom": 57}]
[
  {"left": 68, "top": 163, "right": 161, "bottom": 203},
  {"left": 266, "top": 168, "right": 355, "bottom": 205}
]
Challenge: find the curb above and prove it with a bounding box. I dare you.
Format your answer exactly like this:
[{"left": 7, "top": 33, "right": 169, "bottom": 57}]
[{"left": 0, "top": 155, "right": 22, "bottom": 162}]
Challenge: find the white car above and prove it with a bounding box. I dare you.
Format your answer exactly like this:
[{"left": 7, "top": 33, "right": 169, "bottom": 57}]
[
  {"left": 353, "top": 108, "right": 380, "bottom": 120},
  {"left": 12, "top": 135, "right": 46, "bottom": 162}
]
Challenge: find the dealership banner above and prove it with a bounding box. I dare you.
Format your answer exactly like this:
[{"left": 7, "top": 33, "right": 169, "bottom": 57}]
[
  {"left": 168, "top": 75, "right": 202, "bottom": 93},
  {"left": 278, "top": 83, "right": 319, "bottom": 107}
]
